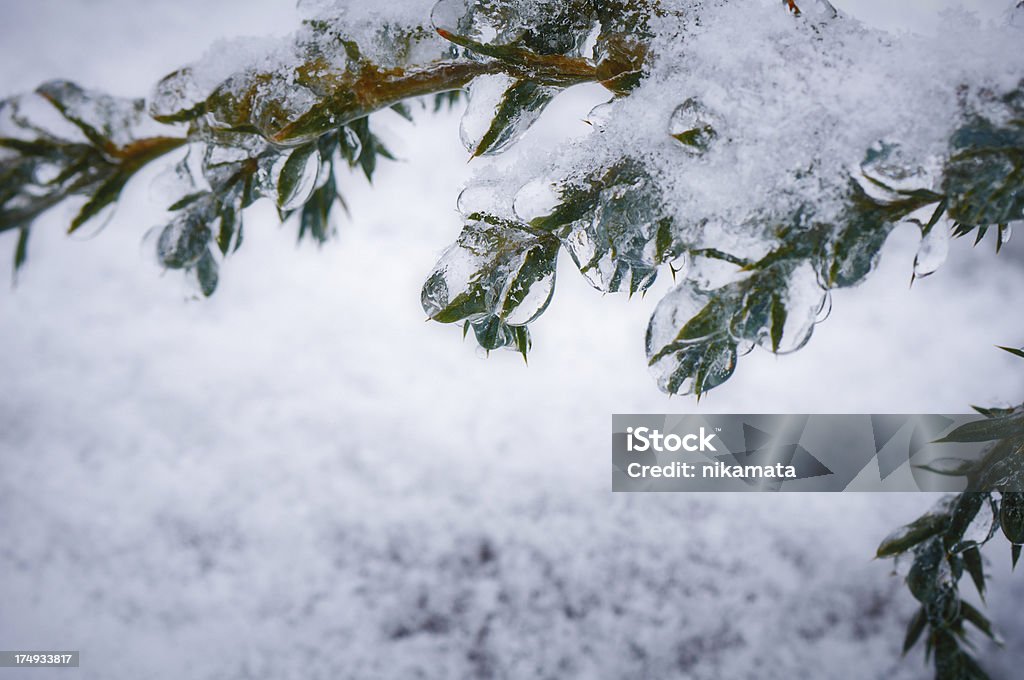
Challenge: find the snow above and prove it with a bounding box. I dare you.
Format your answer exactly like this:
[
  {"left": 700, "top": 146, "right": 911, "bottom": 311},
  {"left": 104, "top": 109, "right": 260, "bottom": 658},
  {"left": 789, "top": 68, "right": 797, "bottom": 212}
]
[{"left": 1, "top": 1, "right": 1024, "bottom": 679}]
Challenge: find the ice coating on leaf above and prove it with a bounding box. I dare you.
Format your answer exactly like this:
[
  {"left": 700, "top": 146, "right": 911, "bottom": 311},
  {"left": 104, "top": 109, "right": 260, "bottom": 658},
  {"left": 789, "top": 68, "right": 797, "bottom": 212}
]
[
  {"left": 668, "top": 98, "right": 719, "bottom": 156},
  {"left": 432, "top": 0, "right": 598, "bottom": 59},
  {"left": 731, "top": 263, "right": 824, "bottom": 355},
  {"left": 858, "top": 142, "right": 941, "bottom": 201},
  {"left": 457, "top": 179, "right": 516, "bottom": 219},
  {"left": 1, "top": 84, "right": 184, "bottom": 241},
  {"left": 459, "top": 75, "right": 514, "bottom": 152},
  {"left": 645, "top": 283, "right": 738, "bottom": 395},
  {"left": 913, "top": 219, "right": 951, "bottom": 279},
  {"left": 35, "top": 80, "right": 166, "bottom": 152},
  {"left": 460, "top": 75, "right": 558, "bottom": 156},
  {"left": 512, "top": 177, "right": 561, "bottom": 223},
  {"left": 421, "top": 216, "right": 558, "bottom": 336},
  {"left": 150, "top": 68, "right": 208, "bottom": 123},
  {"left": 521, "top": 160, "right": 679, "bottom": 295},
  {"left": 950, "top": 497, "right": 998, "bottom": 554},
  {"left": 153, "top": 2, "right": 458, "bottom": 146},
  {"left": 156, "top": 212, "right": 212, "bottom": 269},
  {"left": 269, "top": 144, "right": 323, "bottom": 211}
]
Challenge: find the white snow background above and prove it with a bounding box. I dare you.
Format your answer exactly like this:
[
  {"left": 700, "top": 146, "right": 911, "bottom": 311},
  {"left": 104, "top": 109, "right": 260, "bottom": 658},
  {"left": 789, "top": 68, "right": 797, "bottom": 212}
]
[{"left": 1, "top": 1, "right": 1023, "bottom": 678}]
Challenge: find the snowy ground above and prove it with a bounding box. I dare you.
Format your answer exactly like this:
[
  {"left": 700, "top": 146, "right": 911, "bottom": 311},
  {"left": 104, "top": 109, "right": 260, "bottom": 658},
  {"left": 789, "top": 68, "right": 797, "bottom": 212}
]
[{"left": 1, "top": 2, "right": 1023, "bottom": 679}]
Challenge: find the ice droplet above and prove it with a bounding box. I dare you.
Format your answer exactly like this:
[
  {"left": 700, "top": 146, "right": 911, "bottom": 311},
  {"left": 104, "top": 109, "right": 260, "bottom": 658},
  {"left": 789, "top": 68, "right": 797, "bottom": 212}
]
[
  {"left": 432, "top": 0, "right": 502, "bottom": 48},
  {"left": 457, "top": 180, "right": 507, "bottom": 218},
  {"left": 459, "top": 75, "right": 558, "bottom": 156},
  {"left": 156, "top": 212, "right": 212, "bottom": 269},
  {"left": 253, "top": 146, "right": 322, "bottom": 211},
  {"left": 759, "top": 263, "right": 825, "bottom": 354},
  {"left": 513, "top": 178, "right": 561, "bottom": 224},
  {"left": 951, "top": 498, "right": 998, "bottom": 553},
  {"left": 646, "top": 283, "right": 717, "bottom": 348},
  {"left": 340, "top": 125, "right": 362, "bottom": 162},
  {"left": 585, "top": 101, "right": 615, "bottom": 130},
  {"left": 913, "top": 221, "right": 950, "bottom": 279},
  {"left": 669, "top": 99, "right": 719, "bottom": 155},
  {"left": 149, "top": 67, "right": 206, "bottom": 122},
  {"left": 460, "top": 75, "right": 515, "bottom": 153},
  {"left": 858, "top": 142, "right": 937, "bottom": 202},
  {"left": 645, "top": 284, "right": 738, "bottom": 395}
]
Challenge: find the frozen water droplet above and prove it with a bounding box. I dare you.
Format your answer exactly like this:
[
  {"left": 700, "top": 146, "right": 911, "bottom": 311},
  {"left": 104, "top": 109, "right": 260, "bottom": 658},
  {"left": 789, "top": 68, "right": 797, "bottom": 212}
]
[
  {"left": 150, "top": 67, "right": 206, "bottom": 122},
  {"left": 156, "top": 212, "right": 212, "bottom": 269},
  {"left": 766, "top": 263, "right": 826, "bottom": 354},
  {"left": 808, "top": 0, "right": 838, "bottom": 20},
  {"left": 280, "top": 147, "right": 322, "bottom": 211},
  {"left": 261, "top": 145, "right": 322, "bottom": 211},
  {"left": 457, "top": 180, "right": 507, "bottom": 218},
  {"left": 432, "top": 0, "right": 502, "bottom": 48},
  {"left": 913, "top": 221, "right": 950, "bottom": 279},
  {"left": 585, "top": 102, "right": 615, "bottom": 130},
  {"left": 669, "top": 99, "right": 718, "bottom": 155},
  {"left": 647, "top": 283, "right": 717, "bottom": 348},
  {"left": 952, "top": 498, "right": 998, "bottom": 553},
  {"left": 513, "top": 178, "right": 561, "bottom": 224},
  {"left": 858, "top": 142, "right": 938, "bottom": 201},
  {"left": 645, "top": 285, "right": 739, "bottom": 395},
  {"left": 340, "top": 125, "right": 362, "bottom": 162},
  {"left": 422, "top": 218, "right": 557, "bottom": 327},
  {"left": 459, "top": 75, "right": 555, "bottom": 156},
  {"left": 688, "top": 254, "right": 745, "bottom": 290},
  {"left": 460, "top": 75, "right": 516, "bottom": 153},
  {"left": 252, "top": 81, "right": 319, "bottom": 145}
]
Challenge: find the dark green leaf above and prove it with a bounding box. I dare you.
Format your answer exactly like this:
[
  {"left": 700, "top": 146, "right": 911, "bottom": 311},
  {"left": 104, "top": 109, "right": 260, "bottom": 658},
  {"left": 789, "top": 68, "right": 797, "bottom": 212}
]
[
  {"left": 945, "top": 493, "right": 986, "bottom": 549},
  {"left": 877, "top": 514, "right": 949, "bottom": 558},
  {"left": 216, "top": 203, "right": 237, "bottom": 256},
  {"left": 68, "top": 170, "right": 127, "bottom": 234},
  {"left": 997, "top": 345, "right": 1024, "bottom": 360},
  {"left": 277, "top": 143, "right": 317, "bottom": 208},
  {"left": 934, "top": 414, "right": 1024, "bottom": 443},
  {"left": 961, "top": 601, "right": 1001, "bottom": 644},
  {"left": 903, "top": 606, "right": 927, "bottom": 655},
  {"left": 390, "top": 102, "right": 414, "bottom": 122},
  {"left": 770, "top": 293, "right": 787, "bottom": 353},
  {"left": 195, "top": 248, "right": 218, "bottom": 297},
  {"left": 943, "top": 117, "right": 1024, "bottom": 227},
  {"left": 962, "top": 546, "right": 985, "bottom": 599},
  {"left": 12, "top": 226, "right": 29, "bottom": 281},
  {"left": 1000, "top": 493, "right": 1024, "bottom": 544}
]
